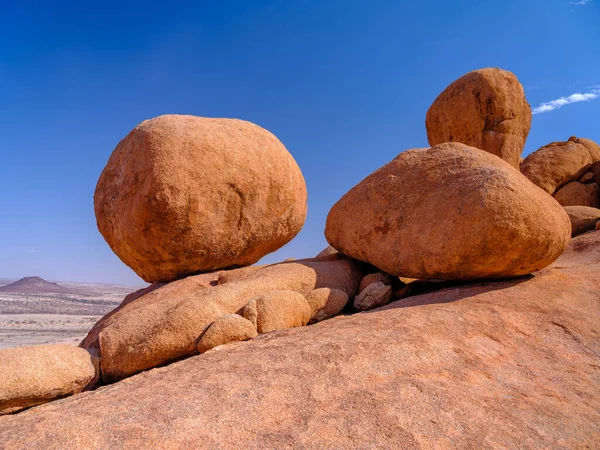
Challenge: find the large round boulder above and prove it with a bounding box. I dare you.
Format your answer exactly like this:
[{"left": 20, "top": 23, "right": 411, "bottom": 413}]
[
  {"left": 426, "top": 68, "right": 532, "bottom": 169},
  {"left": 325, "top": 142, "right": 571, "bottom": 280},
  {"left": 520, "top": 137, "right": 600, "bottom": 195},
  {"left": 95, "top": 115, "right": 307, "bottom": 282}
]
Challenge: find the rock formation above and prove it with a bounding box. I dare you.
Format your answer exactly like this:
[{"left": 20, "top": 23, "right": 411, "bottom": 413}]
[
  {"left": 243, "top": 291, "right": 311, "bottom": 333},
  {"left": 305, "top": 288, "right": 349, "bottom": 323},
  {"left": 0, "top": 345, "right": 97, "bottom": 415},
  {"left": 325, "top": 142, "right": 570, "bottom": 280},
  {"left": 563, "top": 206, "right": 600, "bottom": 236},
  {"left": 94, "top": 115, "right": 308, "bottom": 283},
  {"left": 521, "top": 136, "right": 600, "bottom": 200},
  {"left": 196, "top": 314, "right": 257, "bottom": 353},
  {"left": 426, "top": 68, "right": 532, "bottom": 168},
  {"left": 80, "top": 257, "right": 365, "bottom": 382},
  {"left": 1, "top": 232, "right": 598, "bottom": 448}
]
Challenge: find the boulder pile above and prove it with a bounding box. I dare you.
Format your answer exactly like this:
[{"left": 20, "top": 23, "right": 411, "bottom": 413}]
[
  {"left": 520, "top": 136, "right": 600, "bottom": 209},
  {"left": 2, "top": 67, "right": 600, "bottom": 448}
]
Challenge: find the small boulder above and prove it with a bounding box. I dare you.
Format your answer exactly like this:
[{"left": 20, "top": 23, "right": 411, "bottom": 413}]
[
  {"left": 0, "top": 345, "right": 98, "bottom": 415},
  {"left": 95, "top": 114, "right": 307, "bottom": 283},
  {"left": 358, "top": 272, "right": 391, "bottom": 294},
  {"left": 243, "top": 291, "right": 311, "bottom": 333},
  {"left": 196, "top": 314, "right": 257, "bottom": 353},
  {"left": 306, "top": 288, "right": 349, "bottom": 323},
  {"left": 325, "top": 142, "right": 571, "bottom": 280},
  {"left": 426, "top": 68, "right": 531, "bottom": 168},
  {"left": 520, "top": 137, "right": 600, "bottom": 195},
  {"left": 554, "top": 182, "right": 600, "bottom": 208},
  {"left": 563, "top": 206, "right": 600, "bottom": 237},
  {"left": 353, "top": 282, "right": 392, "bottom": 311}
]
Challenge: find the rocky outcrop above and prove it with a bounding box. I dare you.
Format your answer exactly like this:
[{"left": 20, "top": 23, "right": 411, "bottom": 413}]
[
  {"left": 325, "top": 142, "right": 571, "bottom": 280},
  {"left": 426, "top": 68, "right": 531, "bottom": 168},
  {"left": 563, "top": 206, "right": 600, "bottom": 236},
  {"left": 520, "top": 136, "right": 600, "bottom": 195},
  {"left": 81, "top": 257, "right": 364, "bottom": 382},
  {"left": 94, "top": 115, "right": 308, "bottom": 283},
  {"left": 243, "top": 291, "right": 311, "bottom": 333},
  {"left": 196, "top": 314, "right": 257, "bottom": 353},
  {"left": 0, "top": 345, "right": 97, "bottom": 415},
  {"left": 2, "top": 232, "right": 599, "bottom": 448}
]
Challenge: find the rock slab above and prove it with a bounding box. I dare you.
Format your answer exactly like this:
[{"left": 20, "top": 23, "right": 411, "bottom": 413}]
[
  {"left": 0, "top": 345, "right": 97, "bottom": 415},
  {"left": 1, "top": 232, "right": 599, "bottom": 448}
]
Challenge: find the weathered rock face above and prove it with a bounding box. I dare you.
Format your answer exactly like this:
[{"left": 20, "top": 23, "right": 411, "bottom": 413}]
[
  {"left": 243, "top": 291, "right": 311, "bottom": 333},
  {"left": 554, "top": 181, "right": 600, "bottom": 208},
  {"left": 81, "top": 257, "right": 364, "bottom": 382},
  {"left": 563, "top": 206, "right": 600, "bottom": 236},
  {"left": 426, "top": 68, "right": 532, "bottom": 168},
  {"left": 305, "top": 288, "right": 349, "bottom": 323},
  {"left": 196, "top": 314, "right": 257, "bottom": 353},
  {"left": 2, "top": 232, "right": 599, "bottom": 448},
  {"left": 325, "top": 142, "right": 571, "bottom": 280},
  {"left": 94, "top": 114, "right": 308, "bottom": 283},
  {"left": 0, "top": 345, "right": 97, "bottom": 415},
  {"left": 520, "top": 137, "right": 600, "bottom": 195}
]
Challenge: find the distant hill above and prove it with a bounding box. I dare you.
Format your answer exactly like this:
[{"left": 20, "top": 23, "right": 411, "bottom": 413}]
[{"left": 0, "top": 276, "right": 75, "bottom": 294}]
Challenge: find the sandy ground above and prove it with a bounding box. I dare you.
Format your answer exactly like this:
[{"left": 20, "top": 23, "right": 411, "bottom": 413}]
[{"left": 0, "top": 280, "right": 141, "bottom": 349}]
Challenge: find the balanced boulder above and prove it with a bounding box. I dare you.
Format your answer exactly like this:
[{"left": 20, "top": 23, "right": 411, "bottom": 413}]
[
  {"left": 243, "top": 291, "right": 312, "bottom": 333},
  {"left": 563, "top": 206, "right": 600, "bottom": 237},
  {"left": 0, "top": 345, "right": 97, "bottom": 415},
  {"left": 426, "top": 68, "right": 531, "bottom": 168},
  {"left": 520, "top": 137, "right": 600, "bottom": 195},
  {"left": 196, "top": 314, "right": 257, "bottom": 353},
  {"left": 94, "top": 115, "right": 307, "bottom": 283},
  {"left": 305, "top": 288, "right": 349, "bottom": 323},
  {"left": 325, "top": 142, "right": 571, "bottom": 280}
]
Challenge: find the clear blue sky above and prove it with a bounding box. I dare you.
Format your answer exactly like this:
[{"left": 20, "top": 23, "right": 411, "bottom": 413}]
[{"left": 1, "top": 0, "right": 598, "bottom": 285}]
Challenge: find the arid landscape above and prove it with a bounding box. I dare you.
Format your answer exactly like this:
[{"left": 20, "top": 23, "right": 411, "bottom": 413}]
[{"left": 0, "top": 278, "right": 138, "bottom": 349}]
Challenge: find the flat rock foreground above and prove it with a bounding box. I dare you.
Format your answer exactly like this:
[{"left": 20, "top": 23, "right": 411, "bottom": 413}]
[{"left": 1, "top": 231, "right": 598, "bottom": 449}]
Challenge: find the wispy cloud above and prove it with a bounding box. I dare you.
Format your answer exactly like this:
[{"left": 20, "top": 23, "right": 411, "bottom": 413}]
[
  {"left": 532, "top": 88, "right": 600, "bottom": 114},
  {"left": 570, "top": 0, "right": 592, "bottom": 5}
]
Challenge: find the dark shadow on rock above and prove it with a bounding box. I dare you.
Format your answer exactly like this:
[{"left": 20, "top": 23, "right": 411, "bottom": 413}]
[{"left": 374, "top": 274, "right": 536, "bottom": 311}]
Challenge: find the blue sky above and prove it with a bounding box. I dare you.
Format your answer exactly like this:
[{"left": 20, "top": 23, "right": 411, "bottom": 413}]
[{"left": 0, "top": 0, "right": 598, "bottom": 285}]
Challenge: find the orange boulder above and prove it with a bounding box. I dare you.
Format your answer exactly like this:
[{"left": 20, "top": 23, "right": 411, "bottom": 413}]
[
  {"left": 325, "top": 142, "right": 570, "bottom": 280},
  {"left": 95, "top": 115, "right": 307, "bottom": 283},
  {"left": 426, "top": 68, "right": 531, "bottom": 168}
]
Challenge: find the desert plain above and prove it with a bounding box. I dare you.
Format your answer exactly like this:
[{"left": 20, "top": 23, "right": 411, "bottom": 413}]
[{"left": 0, "top": 278, "right": 138, "bottom": 349}]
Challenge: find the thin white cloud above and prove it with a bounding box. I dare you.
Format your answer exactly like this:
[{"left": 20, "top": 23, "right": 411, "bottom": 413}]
[
  {"left": 570, "top": 0, "right": 591, "bottom": 5},
  {"left": 532, "top": 88, "right": 600, "bottom": 114}
]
